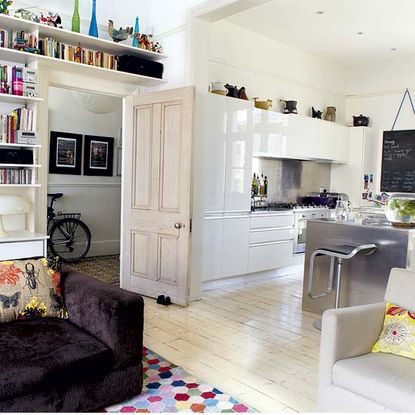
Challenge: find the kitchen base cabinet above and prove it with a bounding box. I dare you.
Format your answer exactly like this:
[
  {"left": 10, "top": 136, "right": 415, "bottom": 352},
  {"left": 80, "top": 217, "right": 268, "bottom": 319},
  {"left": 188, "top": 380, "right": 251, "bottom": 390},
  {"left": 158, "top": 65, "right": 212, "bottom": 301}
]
[
  {"left": 248, "top": 241, "right": 298, "bottom": 274},
  {"left": 200, "top": 216, "right": 224, "bottom": 282},
  {"left": 222, "top": 216, "right": 250, "bottom": 278}
]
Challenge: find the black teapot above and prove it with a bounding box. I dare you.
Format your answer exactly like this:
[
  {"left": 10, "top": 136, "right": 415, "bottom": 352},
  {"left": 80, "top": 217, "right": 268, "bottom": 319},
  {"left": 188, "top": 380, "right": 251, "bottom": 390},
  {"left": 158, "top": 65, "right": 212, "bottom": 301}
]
[{"left": 353, "top": 114, "right": 369, "bottom": 127}]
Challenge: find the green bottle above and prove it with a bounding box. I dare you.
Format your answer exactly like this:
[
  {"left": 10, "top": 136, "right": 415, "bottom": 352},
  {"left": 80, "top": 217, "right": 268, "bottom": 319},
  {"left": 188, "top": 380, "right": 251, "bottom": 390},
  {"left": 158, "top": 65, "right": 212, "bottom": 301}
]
[{"left": 72, "top": 0, "right": 80, "bottom": 33}]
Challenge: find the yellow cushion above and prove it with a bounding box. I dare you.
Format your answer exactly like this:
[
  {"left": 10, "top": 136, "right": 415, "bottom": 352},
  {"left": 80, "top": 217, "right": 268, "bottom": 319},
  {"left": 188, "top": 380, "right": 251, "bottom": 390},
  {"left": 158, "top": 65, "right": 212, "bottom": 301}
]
[{"left": 372, "top": 302, "right": 415, "bottom": 359}]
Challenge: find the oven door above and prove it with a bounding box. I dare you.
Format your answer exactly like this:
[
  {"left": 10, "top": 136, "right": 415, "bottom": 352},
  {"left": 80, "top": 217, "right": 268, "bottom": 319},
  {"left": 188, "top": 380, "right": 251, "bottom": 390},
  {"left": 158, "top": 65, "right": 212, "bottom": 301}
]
[{"left": 294, "top": 213, "right": 308, "bottom": 254}]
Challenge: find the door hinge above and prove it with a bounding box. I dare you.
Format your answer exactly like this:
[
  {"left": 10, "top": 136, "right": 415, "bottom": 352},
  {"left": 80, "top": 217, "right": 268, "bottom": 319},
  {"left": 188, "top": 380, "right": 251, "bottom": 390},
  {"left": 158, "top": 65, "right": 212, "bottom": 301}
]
[{"left": 190, "top": 219, "right": 193, "bottom": 233}]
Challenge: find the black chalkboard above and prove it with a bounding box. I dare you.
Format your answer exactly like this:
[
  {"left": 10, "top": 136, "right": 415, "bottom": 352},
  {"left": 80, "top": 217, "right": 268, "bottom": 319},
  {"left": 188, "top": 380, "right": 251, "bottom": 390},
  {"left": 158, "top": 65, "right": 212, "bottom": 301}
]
[{"left": 381, "top": 130, "right": 415, "bottom": 193}]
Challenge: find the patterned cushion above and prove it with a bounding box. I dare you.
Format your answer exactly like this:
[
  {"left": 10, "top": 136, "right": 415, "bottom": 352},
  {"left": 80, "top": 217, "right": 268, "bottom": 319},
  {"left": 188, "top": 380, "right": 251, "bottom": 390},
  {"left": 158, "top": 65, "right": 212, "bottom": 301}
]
[
  {"left": 372, "top": 302, "right": 415, "bottom": 359},
  {"left": 0, "top": 258, "right": 66, "bottom": 323}
]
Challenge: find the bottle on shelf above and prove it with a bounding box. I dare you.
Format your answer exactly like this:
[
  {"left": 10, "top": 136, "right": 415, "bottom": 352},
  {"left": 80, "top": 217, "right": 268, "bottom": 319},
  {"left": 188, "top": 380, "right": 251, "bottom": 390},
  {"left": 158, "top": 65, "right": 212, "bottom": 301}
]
[
  {"left": 88, "top": 0, "right": 99, "bottom": 37},
  {"left": 256, "top": 174, "right": 261, "bottom": 196},
  {"left": 259, "top": 174, "right": 265, "bottom": 196},
  {"left": 264, "top": 176, "right": 268, "bottom": 197},
  {"left": 72, "top": 0, "right": 81, "bottom": 33},
  {"left": 251, "top": 173, "right": 258, "bottom": 196}
]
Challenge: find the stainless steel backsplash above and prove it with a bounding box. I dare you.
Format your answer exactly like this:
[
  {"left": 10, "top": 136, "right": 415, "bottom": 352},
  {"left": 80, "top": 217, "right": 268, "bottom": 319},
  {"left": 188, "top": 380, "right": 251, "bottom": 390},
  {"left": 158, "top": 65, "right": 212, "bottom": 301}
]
[{"left": 252, "top": 158, "right": 331, "bottom": 203}]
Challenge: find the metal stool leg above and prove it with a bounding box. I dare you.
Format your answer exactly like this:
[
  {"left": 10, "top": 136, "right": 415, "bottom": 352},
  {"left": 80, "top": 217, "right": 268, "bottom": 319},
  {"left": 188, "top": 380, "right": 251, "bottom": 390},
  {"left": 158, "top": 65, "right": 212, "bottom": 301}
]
[{"left": 335, "top": 258, "right": 343, "bottom": 309}]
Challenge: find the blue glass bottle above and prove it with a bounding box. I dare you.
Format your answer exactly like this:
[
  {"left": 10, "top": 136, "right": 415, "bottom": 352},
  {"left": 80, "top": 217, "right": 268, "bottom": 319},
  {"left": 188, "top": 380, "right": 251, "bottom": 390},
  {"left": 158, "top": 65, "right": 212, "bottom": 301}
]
[
  {"left": 89, "top": 0, "right": 98, "bottom": 38},
  {"left": 132, "top": 17, "right": 140, "bottom": 47}
]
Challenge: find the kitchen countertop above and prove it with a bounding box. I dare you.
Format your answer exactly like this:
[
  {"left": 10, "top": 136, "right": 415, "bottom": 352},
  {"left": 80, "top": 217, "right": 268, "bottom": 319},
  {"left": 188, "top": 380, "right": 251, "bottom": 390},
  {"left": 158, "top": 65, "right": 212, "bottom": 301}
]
[
  {"left": 309, "top": 218, "right": 415, "bottom": 233},
  {"left": 250, "top": 210, "right": 294, "bottom": 216}
]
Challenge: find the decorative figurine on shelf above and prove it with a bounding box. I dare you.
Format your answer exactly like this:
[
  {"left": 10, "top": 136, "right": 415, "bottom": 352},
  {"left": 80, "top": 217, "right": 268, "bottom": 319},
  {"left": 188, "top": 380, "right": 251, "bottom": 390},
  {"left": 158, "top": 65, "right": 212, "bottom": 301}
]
[
  {"left": 238, "top": 87, "right": 249, "bottom": 100},
  {"left": 132, "top": 32, "right": 163, "bottom": 53},
  {"left": 89, "top": 0, "right": 98, "bottom": 37},
  {"left": 152, "top": 41, "right": 162, "bottom": 54},
  {"left": 0, "top": 0, "right": 12, "bottom": 14},
  {"left": 72, "top": 0, "right": 80, "bottom": 33},
  {"left": 38, "top": 12, "right": 62, "bottom": 28},
  {"left": 225, "top": 84, "right": 239, "bottom": 98},
  {"left": 325, "top": 106, "right": 337, "bottom": 122},
  {"left": 14, "top": 7, "right": 36, "bottom": 20},
  {"left": 108, "top": 20, "right": 133, "bottom": 43},
  {"left": 312, "top": 107, "right": 323, "bottom": 119},
  {"left": 132, "top": 17, "right": 140, "bottom": 47}
]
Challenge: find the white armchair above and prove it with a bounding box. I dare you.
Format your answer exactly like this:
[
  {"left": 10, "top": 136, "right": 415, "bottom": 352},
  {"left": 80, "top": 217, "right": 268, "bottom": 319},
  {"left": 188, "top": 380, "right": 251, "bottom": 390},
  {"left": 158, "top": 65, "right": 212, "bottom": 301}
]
[{"left": 317, "top": 268, "right": 415, "bottom": 412}]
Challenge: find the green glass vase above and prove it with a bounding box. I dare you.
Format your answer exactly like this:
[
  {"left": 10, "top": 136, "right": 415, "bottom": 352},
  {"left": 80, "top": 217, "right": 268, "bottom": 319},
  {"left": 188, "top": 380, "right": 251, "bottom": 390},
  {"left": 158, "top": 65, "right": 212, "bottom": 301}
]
[{"left": 72, "top": 0, "right": 80, "bottom": 33}]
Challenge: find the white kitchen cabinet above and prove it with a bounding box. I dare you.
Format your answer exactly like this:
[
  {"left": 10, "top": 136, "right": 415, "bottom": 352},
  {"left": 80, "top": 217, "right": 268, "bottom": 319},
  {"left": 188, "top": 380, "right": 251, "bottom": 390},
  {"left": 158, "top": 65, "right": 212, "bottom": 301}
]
[
  {"left": 222, "top": 215, "right": 250, "bottom": 277},
  {"left": 282, "top": 114, "right": 320, "bottom": 160},
  {"left": 253, "top": 109, "right": 284, "bottom": 158},
  {"left": 224, "top": 99, "right": 254, "bottom": 213},
  {"left": 201, "top": 215, "right": 224, "bottom": 282},
  {"left": 331, "top": 127, "right": 378, "bottom": 209},
  {"left": 252, "top": 110, "right": 350, "bottom": 163},
  {"left": 248, "top": 241, "right": 296, "bottom": 274},
  {"left": 194, "top": 93, "right": 227, "bottom": 214}
]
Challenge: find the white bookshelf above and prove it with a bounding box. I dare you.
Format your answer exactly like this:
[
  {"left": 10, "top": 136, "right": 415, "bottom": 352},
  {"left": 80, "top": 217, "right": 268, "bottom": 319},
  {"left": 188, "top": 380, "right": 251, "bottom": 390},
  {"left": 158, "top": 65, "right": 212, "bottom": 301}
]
[
  {"left": 0, "top": 92, "right": 43, "bottom": 104},
  {"left": 0, "top": 143, "right": 41, "bottom": 148},
  {"left": 0, "top": 184, "right": 41, "bottom": 188},
  {"left": 0, "top": 14, "right": 167, "bottom": 88},
  {"left": 0, "top": 163, "right": 41, "bottom": 168}
]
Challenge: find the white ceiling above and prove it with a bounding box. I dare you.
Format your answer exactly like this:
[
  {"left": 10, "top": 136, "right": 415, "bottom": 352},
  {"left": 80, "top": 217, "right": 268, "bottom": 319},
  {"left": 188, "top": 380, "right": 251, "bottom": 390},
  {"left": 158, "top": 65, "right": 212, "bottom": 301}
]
[{"left": 226, "top": 0, "right": 415, "bottom": 67}]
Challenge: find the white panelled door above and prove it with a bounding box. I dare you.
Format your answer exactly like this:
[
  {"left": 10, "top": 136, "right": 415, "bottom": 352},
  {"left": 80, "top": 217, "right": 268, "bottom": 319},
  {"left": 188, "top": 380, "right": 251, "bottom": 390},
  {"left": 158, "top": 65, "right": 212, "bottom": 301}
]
[{"left": 121, "top": 87, "right": 195, "bottom": 306}]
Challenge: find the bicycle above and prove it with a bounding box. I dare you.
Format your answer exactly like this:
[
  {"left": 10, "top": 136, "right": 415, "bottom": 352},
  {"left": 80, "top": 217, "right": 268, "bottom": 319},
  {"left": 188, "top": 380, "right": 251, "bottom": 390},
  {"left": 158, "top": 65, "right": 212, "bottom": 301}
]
[{"left": 47, "top": 193, "right": 92, "bottom": 263}]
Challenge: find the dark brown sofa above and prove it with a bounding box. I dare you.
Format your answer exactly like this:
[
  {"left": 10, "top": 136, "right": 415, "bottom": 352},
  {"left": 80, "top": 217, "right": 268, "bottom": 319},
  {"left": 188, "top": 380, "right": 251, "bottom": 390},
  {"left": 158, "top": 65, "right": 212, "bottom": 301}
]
[{"left": 0, "top": 269, "right": 144, "bottom": 412}]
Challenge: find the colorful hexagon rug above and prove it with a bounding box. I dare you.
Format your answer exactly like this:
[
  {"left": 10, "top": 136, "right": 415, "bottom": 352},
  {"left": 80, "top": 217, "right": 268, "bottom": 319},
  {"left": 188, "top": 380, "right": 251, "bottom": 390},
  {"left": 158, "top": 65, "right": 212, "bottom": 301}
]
[{"left": 105, "top": 347, "right": 255, "bottom": 413}]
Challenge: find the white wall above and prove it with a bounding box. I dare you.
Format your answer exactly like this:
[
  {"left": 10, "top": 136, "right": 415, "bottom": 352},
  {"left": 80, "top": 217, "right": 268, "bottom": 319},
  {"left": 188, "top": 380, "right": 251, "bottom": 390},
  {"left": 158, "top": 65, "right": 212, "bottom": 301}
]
[
  {"left": 48, "top": 87, "right": 122, "bottom": 257},
  {"left": 209, "top": 20, "right": 348, "bottom": 122},
  {"left": 346, "top": 57, "right": 415, "bottom": 192}
]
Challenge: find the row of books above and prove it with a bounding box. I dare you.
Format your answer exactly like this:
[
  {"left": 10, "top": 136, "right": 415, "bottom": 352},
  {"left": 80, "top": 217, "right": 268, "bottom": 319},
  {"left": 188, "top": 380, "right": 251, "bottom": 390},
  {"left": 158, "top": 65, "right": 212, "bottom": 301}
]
[
  {"left": 39, "top": 38, "right": 118, "bottom": 70},
  {"left": 0, "top": 168, "right": 33, "bottom": 185},
  {"left": 0, "top": 108, "right": 35, "bottom": 144},
  {"left": 0, "top": 65, "right": 25, "bottom": 95}
]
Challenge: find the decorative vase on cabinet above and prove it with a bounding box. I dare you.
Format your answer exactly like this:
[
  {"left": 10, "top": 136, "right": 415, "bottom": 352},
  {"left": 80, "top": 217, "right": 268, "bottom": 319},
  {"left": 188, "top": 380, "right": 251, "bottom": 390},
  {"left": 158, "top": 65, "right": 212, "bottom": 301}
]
[
  {"left": 132, "top": 17, "right": 139, "bottom": 47},
  {"left": 72, "top": 0, "right": 80, "bottom": 33},
  {"left": 88, "top": 0, "right": 98, "bottom": 37}
]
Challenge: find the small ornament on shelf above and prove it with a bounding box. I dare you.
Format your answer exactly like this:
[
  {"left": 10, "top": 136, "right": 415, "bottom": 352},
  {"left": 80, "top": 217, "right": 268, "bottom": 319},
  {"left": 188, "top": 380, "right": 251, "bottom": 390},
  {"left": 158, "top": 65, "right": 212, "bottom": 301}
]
[
  {"left": 37, "top": 12, "right": 63, "bottom": 28},
  {"left": 108, "top": 20, "right": 133, "bottom": 43},
  {"left": 133, "top": 33, "right": 163, "bottom": 53},
  {"left": 312, "top": 107, "right": 322, "bottom": 119},
  {"left": 0, "top": 0, "right": 12, "bottom": 15}
]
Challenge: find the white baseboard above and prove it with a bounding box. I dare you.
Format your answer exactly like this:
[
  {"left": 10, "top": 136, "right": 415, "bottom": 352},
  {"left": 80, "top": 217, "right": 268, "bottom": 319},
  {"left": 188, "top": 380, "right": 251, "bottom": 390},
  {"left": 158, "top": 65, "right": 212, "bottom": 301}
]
[
  {"left": 202, "top": 264, "right": 304, "bottom": 292},
  {"left": 87, "top": 240, "right": 120, "bottom": 257}
]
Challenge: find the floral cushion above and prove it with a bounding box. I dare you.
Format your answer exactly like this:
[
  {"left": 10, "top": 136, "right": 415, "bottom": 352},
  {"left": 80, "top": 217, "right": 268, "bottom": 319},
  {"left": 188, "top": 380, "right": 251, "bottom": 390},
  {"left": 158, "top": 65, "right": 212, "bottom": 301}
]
[
  {"left": 0, "top": 258, "right": 66, "bottom": 323},
  {"left": 372, "top": 302, "right": 415, "bottom": 359}
]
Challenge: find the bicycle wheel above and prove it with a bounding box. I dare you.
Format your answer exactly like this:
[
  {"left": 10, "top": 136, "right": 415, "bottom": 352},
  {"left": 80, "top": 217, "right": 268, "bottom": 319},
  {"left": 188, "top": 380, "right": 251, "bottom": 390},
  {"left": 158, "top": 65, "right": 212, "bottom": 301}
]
[{"left": 48, "top": 218, "right": 91, "bottom": 263}]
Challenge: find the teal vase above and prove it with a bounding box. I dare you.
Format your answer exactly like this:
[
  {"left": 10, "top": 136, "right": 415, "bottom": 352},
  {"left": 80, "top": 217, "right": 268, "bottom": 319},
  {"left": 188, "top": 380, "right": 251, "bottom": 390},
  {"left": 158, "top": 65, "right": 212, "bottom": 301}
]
[
  {"left": 72, "top": 0, "right": 80, "bottom": 33},
  {"left": 132, "top": 17, "right": 140, "bottom": 47},
  {"left": 89, "top": 0, "right": 98, "bottom": 37}
]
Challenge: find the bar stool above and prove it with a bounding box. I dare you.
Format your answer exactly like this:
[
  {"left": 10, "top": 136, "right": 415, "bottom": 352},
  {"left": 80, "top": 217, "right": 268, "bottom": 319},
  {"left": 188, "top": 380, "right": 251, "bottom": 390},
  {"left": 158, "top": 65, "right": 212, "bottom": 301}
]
[{"left": 308, "top": 243, "right": 377, "bottom": 330}]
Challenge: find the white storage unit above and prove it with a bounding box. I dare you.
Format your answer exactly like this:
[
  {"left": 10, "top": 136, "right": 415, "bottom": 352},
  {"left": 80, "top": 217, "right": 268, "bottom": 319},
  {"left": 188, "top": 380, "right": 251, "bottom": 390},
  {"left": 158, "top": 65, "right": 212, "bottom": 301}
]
[
  {"left": 192, "top": 93, "right": 254, "bottom": 283},
  {"left": 331, "top": 127, "right": 377, "bottom": 208},
  {"left": 253, "top": 110, "right": 350, "bottom": 163},
  {"left": 248, "top": 213, "right": 301, "bottom": 274}
]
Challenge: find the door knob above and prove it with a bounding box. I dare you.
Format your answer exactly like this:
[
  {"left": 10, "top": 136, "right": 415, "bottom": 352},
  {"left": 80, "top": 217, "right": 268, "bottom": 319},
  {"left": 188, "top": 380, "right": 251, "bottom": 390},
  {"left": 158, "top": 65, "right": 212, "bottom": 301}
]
[{"left": 174, "top": 223, "right": 183, "bottom": 230}]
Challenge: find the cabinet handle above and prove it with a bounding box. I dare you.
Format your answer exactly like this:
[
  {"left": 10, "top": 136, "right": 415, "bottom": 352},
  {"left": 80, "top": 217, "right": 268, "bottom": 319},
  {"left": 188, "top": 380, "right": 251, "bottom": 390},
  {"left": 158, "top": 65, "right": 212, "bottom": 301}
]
[{"left": 249, "top": 240, "right": 293, "bottom": 248}]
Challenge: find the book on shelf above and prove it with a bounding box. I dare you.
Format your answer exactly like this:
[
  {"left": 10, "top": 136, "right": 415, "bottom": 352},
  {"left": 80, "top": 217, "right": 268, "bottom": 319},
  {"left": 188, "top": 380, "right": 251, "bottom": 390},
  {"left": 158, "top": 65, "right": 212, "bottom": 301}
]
[
  {"left": 0, "top": 167, "right": 33, "bottom": 184},
  {"left": 0, "top": 64, "right": 38, "bottom": 97},
  {"left": 0, "top": 107, "right": 35, "bottom": 143},
  {"left": 39, "top": 37, "right": 118, "bottom": 70}
]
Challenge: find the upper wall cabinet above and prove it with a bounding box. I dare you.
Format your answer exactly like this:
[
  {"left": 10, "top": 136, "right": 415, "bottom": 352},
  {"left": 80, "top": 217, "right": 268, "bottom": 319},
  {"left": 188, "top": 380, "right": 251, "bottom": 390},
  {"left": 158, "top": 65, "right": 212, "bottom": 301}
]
[
  {"left": 253, "top": 110, "right": 349, "bottom": 164},
  {"left": 194, "top": 94, "right": 254, "bottom": 214},
  {"left": 224, "top": 99, "right": 254, "bottom": 213}
]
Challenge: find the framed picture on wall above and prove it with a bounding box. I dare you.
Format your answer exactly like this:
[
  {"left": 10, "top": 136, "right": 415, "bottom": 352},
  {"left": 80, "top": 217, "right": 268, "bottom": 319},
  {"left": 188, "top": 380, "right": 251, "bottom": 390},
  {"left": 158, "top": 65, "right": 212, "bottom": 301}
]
[
  {"left": 84, "top": 135, "right": 114, "bottom": 176},
  {"left": 49, "top": 131, "right": 83, "bottom": 175}
]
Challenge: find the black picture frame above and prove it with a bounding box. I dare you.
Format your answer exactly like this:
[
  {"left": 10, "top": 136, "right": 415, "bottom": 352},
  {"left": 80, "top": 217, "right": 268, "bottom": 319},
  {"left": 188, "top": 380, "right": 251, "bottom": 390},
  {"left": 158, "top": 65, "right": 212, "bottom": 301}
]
[
  {"left": 49, "top": 131, "right": 83, "bottom": 175},
  {"left": 84, "top": 135, "right": 114, "bottom": 177}
]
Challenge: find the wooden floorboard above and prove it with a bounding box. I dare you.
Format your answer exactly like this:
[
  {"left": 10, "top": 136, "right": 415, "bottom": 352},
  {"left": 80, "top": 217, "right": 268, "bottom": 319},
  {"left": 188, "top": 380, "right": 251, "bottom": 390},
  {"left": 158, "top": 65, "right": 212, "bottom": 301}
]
[{"left": 144, "top": 273, "right": 320, "bottom": 412}]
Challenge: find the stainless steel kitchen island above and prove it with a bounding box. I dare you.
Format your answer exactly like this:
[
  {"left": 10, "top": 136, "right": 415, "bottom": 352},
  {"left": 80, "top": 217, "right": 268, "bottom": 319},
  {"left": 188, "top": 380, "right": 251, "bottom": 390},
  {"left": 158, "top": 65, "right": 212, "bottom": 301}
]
[{"left": 302, "top": 219, "right": 415, "bottom": 315}]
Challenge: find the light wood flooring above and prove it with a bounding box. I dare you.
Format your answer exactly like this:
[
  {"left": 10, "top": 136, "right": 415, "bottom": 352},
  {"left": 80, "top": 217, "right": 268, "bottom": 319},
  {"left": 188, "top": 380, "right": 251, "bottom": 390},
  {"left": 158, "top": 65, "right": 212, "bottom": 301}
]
[{"left": 144, "top": 273, "right": 321, "bottom": 413}]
